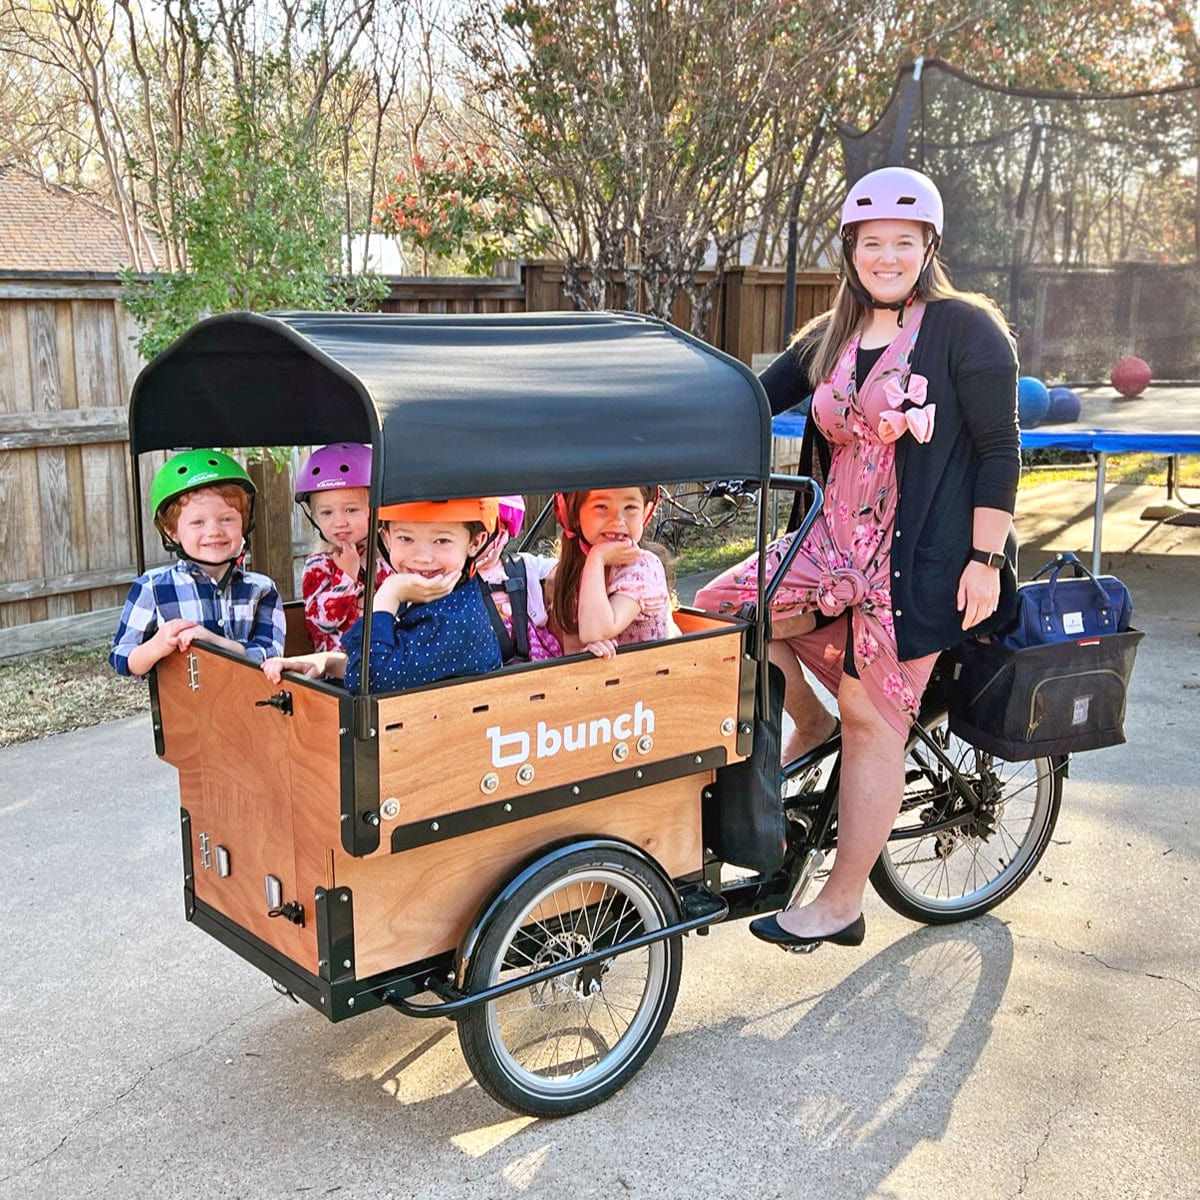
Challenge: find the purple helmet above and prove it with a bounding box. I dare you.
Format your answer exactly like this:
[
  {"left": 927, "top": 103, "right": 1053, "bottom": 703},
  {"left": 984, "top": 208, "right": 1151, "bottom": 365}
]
[
  {"left": 295, "top": 443, "right": 372, "bottom": 499},
  {"left": 497, "top": 494, "right": 525, "bottom": 539},
  {"left": 840, "top": 167, "right": 944, "bottom": 240}
]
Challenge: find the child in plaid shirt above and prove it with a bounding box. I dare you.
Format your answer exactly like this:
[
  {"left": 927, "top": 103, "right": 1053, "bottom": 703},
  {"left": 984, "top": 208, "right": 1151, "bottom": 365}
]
[{"left": 110, "top": 450, "right": 285, "bottom": 677}]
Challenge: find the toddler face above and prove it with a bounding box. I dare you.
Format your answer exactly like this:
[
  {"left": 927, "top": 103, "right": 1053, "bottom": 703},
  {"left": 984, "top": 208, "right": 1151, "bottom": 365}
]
[
  {"left": 382, "top": 520, "right": 489, "bottom": 578},
  {"left": 578, "top": 488, "right": 649, "bottom": 549},
  {"left": 311, "top": 487, "right": 370, "bottom": 547},
  {"left": 167, "top": 489, "right": 246, "bottom": 568}
]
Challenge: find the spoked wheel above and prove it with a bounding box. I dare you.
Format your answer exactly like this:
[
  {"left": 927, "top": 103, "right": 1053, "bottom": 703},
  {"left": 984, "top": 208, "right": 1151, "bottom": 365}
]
[
  {"left": 458, "top": 846, "right": 682, "bottom": 1117},
  {"left": 869, "top": 711, "right": 1064, "bottom": 923}
]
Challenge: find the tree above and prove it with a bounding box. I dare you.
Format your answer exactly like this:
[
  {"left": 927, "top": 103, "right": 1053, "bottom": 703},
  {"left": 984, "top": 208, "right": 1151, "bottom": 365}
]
[
  {"left": 459, "top": 0, "right": 848, "bottom": 333},
  {"left": 373, "top": 140, "right": 546, "bottom": 273}
]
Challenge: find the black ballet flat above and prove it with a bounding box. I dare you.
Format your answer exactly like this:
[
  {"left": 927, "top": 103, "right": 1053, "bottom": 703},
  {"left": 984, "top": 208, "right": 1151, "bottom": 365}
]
[{"left": 748, "top": 912, "right": 866, "bottom": 953}]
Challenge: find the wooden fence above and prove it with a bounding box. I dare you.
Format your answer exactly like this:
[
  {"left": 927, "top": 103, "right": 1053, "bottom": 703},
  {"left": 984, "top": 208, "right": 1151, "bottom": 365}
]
[{"left": 0, "top": 264, "right": 837, "bottom": 656}]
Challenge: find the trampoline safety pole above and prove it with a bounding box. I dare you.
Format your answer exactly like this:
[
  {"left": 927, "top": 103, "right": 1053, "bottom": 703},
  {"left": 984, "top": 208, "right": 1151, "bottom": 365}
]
[{"left": 1092, "top": 451, "right": 1107, "bottom": 575}]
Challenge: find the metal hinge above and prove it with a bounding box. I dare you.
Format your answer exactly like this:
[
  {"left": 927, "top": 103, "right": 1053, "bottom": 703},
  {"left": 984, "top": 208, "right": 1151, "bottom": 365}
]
[{"left": 187, "top": 652, "right": 200, "bottom": 691}]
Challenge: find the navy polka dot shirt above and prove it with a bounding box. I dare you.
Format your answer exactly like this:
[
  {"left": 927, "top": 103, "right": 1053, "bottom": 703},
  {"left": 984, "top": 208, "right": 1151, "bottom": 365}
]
[{"left": 342, "top": 576, "right": 502, "bottom": 692}]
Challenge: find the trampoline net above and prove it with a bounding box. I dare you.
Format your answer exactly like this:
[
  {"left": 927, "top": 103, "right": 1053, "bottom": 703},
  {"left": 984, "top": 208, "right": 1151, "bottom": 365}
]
[{"left": 839, "top": 60, "right": 1200, "bottom": 382}]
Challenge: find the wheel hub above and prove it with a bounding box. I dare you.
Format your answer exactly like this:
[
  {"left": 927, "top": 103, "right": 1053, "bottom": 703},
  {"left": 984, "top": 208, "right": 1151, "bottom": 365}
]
[{"left": 528, "top": 930, "right": 595, "bottom": 1007}]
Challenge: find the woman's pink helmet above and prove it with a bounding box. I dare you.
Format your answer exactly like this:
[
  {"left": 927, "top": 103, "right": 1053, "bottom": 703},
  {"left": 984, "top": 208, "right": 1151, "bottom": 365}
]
[
  {"left": 840, "top": 167, "right": 944, "bottom": 240},
  {"left": 295, "top": 443, "right": 372, "bottom": 499},
  {"left": 497, "top": 494, "right": 526, "bottom": 539}
]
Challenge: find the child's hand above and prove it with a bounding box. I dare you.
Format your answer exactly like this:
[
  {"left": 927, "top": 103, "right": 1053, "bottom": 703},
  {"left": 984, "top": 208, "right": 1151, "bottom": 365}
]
[
  {"left": 263, "top": 654, "right": 324, "bottom": 684},
  {"left": 381, "top": 571, "right": 458, "bottom": 607},
  {"left": 584, "top": 637, "right": 619, "bottom": 659},
  {"left": 157, "top": 618, "right": 197, "bottom": 651},
  {"left": 175, "top": 625, "right": 215, "bottom": 652},
  {"left": 474, "top": 531, "right": 510, "bottom": 575},
  {"left": 330, "top": 539, "right": 362, "bottom": 581},
  {"left": 591, "top": 536, "right": 642, "bottom": 567}
]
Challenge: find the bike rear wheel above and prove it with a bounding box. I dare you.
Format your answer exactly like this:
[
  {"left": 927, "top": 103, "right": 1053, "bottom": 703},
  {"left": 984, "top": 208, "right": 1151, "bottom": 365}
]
[{"left": 869, "top": 711, "right": 1064, "bottom": 924}]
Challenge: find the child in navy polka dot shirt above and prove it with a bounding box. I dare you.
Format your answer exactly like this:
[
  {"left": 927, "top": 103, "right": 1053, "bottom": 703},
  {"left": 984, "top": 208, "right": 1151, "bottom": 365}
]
[{"left": 262, "top": 498, "right": 503, "bottom": 691}]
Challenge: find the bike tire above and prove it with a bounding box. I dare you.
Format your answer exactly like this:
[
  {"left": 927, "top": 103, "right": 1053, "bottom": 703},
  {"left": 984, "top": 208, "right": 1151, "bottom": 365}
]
[
  {"left": 869, "top": 711, "right": 1064, "bottom": 924},
  {"left": 458, "top": 845, "right": 682, "bottom": 1117}
]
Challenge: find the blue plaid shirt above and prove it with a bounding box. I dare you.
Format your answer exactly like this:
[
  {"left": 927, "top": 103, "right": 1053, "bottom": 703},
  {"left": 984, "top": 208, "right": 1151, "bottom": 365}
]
[{"left": 110, "top": 560, "right": 285, "bottom": 677}]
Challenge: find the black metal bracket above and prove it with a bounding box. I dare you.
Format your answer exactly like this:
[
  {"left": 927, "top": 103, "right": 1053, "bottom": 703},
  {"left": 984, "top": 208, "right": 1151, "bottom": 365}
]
[
  {"left": 180, "top": 808, "right": 195, "bottom": 920},
  {"left": 315, "top": 884, "right": 361, "bottom": 1020},
  {"left": 338, "top": 693, "right": 381, "bottom": 856},
  {"left": 389, "top": 748, "right": 726, "bottom": 853}
]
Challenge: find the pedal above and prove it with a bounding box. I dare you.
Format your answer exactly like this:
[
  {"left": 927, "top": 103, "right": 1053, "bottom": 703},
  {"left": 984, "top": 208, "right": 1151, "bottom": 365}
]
[{"left": 784, "top": 942, "right": 821, "bottom": 955}]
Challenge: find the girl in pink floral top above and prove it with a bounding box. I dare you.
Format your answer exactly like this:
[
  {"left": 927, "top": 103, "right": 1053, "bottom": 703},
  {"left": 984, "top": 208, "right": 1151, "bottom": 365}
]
[
  {"left": 295, "top": 443, "right": 392, "bottom": 653},
  {"left": 549, "top": 486, "right": 672, "bottom": 658}
]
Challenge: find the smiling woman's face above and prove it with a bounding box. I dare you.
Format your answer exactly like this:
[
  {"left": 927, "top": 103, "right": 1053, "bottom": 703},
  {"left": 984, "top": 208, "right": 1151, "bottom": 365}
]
[{"left": 850, "top": 218, "right": 928, "bottom": 306}]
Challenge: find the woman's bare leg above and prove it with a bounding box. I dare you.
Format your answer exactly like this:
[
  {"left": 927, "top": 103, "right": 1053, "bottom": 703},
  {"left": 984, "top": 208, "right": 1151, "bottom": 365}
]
[
  {"left": 769, "top": 641, "right": 838, "bottom": 763},
  {"left": 769, "top": 613, "right": 837, "bottom": 762},
  {"left": 775, "top": 672, "right": 906, "bottom": 938}
]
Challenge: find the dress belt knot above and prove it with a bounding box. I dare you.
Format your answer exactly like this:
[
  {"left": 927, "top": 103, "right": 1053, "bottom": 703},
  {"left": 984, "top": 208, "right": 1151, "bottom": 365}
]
[{"left": 816, "top": 567, "right": 870, "bottom": 617}]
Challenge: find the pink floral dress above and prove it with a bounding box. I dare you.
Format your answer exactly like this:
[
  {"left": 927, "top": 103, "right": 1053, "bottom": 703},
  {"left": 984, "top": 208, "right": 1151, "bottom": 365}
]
[
  {"left": 695, "top": 303, "right": 938, "bottom": 735},
  {"left": 609, "top": 550, "right": 670, "bottom": 646}
]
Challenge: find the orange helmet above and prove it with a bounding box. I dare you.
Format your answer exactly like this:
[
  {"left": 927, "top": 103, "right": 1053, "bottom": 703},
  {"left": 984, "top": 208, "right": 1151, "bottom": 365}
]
[{"left": 377, "top": 497, "right": 499, "bottom": 531}]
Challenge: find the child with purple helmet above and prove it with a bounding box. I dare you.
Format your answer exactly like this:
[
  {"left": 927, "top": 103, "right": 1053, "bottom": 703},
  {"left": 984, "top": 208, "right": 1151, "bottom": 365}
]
[{"left": 296, "top": 443, "right": 393, "bottom": 652}]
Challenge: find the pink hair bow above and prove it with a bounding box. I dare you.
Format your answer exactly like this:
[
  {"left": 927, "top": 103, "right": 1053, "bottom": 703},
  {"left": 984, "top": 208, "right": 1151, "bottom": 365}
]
[{"left": 878, "top": 374, "right": 935, "bottom": 444}]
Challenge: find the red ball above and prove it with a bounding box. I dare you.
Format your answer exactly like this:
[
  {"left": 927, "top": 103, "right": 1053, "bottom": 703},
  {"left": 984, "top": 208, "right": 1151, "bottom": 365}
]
[{"left": 1110, "top": 355, "right": 1152, "bottom": 398}]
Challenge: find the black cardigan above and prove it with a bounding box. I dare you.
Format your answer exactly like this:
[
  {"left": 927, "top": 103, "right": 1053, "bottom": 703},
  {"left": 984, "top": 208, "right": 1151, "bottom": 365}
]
[{"left": 762, "top": 298, "right": 1021, "bottom": 660}]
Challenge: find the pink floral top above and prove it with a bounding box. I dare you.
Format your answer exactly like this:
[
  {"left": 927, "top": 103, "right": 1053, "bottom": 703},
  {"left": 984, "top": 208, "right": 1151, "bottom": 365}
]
[
  {"left": 302, "top": 551, "right": 393, "bottom": 653},
  {"left": 608, "top": 550, "right": 670, "bottom": 646}
]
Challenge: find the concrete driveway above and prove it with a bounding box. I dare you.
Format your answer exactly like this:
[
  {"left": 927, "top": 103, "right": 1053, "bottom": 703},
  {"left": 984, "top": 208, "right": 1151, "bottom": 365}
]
[{"left": 2, "top": 483, "right": 1198, "bottom": 1200}]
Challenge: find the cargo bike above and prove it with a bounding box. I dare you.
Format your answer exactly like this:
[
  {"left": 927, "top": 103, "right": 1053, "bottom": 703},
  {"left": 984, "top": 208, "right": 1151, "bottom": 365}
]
[{"left": 129, "top": 311, "right": 1065, "bottom": 1117}]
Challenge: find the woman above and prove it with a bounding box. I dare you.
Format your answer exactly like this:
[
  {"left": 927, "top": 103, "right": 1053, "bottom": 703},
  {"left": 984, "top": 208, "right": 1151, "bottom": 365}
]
[{"left": 695, "top": 167, "right": 1020, "bottom": 950}]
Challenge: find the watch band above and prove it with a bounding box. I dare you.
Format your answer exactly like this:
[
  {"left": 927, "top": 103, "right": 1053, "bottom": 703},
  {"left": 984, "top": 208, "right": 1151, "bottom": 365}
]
[{"left": 970, "top": 549, "right": 1006, "bottom": 569}]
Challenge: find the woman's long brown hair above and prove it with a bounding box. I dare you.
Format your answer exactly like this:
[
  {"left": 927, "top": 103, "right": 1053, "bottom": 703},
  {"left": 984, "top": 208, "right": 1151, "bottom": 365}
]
[{"left": 549, "top": 486, "right": 659, "bottom": 638}]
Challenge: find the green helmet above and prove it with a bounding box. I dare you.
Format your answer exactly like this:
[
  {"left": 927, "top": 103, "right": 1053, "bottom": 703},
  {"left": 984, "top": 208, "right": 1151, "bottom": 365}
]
[{"left": 149, "top": 450, "right": 255, "bottom": 520}]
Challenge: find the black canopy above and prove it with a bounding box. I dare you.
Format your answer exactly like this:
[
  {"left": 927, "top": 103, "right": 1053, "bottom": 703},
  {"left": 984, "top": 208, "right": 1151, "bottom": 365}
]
[{"left": 128, "top": 310, "right": 770, "bottom": 504}]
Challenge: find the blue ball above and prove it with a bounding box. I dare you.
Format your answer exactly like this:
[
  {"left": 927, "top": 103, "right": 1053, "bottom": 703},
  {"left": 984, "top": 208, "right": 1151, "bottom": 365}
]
[
  {"left": 1017, "top": 376, "right": 1050, "bottom": 427},
  {"left": 1046, "top": 386, "right": 1082, "bottom": 424}
]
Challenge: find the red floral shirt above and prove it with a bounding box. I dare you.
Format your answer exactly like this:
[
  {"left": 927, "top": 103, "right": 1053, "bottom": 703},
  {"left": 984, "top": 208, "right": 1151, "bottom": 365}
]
[{"left": 302, "top": 551, "right": 393, "bottom": 653}]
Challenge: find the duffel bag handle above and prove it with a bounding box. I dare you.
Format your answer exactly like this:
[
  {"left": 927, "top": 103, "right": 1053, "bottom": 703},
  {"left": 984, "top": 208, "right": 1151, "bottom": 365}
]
[{"left": 1033, "top": 552, "right": 1113, "bottom": 620}]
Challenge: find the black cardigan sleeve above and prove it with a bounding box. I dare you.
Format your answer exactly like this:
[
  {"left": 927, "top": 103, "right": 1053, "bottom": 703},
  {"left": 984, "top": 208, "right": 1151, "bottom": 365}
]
[{"left": 952, "top": 305, "right": 1021, "bottom": 514}]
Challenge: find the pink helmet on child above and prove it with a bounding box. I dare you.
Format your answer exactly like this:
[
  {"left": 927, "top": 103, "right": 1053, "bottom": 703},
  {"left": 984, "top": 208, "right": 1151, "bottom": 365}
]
[
  {"left": 840, "top": 167, "right": 944, "bottom": 241},
  {"left": 295, "top": 443, "right": 372, "bottom": 499},
  {"left": 497, "top": 494, "right": 526, "bottom": 539}
]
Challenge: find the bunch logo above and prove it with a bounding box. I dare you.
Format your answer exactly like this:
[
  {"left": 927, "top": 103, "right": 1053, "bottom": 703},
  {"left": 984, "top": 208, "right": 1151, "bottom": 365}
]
[{"left": 486, "top": 702, "right": 655, "bottom": 769}]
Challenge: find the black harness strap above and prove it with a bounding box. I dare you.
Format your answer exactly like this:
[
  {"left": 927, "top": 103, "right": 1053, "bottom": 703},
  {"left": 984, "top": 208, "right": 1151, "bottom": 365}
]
[{"left": 480, "top": 554, "right": 532, "bottom": 664}]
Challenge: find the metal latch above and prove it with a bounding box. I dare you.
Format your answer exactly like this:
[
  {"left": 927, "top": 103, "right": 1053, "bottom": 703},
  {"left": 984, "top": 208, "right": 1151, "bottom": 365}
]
[
  {"left": 255, "top": 690, "right": 293, "bottom": 717},
  {"left": 198, "top": 832, "right": 212, "bottom": 870},
  {"left": 187, "top": 652, "right": 200, "bottom": 691}
]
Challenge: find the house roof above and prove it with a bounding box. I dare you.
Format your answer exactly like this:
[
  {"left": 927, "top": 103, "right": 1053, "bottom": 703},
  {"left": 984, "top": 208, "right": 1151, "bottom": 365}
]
[{"left": 0, "top": 163, "right": 162, "bottom": 273}]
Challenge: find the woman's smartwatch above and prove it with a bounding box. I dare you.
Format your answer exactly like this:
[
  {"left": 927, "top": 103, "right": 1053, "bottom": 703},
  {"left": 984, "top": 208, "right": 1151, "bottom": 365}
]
[{"left": 970, "top": 549, "right": 1006, "bottom": 569}]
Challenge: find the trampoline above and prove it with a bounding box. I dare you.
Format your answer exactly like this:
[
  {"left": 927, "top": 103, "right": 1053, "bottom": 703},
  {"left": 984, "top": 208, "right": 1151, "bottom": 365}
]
[{"left": 772, "top": 384, "right": 1200, "bottom": 574}]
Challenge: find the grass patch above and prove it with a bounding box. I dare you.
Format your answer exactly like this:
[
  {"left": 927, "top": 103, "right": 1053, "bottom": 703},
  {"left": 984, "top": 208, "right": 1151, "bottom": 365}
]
[
  {"left": 0, "top": 644, "right": 148, "bottom": 748},
  {"left": 1020, "top": 451, "right": 1200, "bottom": 491}
]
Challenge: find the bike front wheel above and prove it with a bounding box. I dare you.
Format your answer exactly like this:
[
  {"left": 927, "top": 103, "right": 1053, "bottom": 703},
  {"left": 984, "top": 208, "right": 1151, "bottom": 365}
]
[
  {"left": 869, "top": 712, "right": 1064, "bottom": 924},
  {"left": 457, "top": 846, "right": 682, "bottom": 1117}
]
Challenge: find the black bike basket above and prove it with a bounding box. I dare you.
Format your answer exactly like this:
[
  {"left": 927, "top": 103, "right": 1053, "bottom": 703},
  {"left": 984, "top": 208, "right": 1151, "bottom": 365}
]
[{"left": 948, "top": 553, "right": 1143, "bottom": 760}]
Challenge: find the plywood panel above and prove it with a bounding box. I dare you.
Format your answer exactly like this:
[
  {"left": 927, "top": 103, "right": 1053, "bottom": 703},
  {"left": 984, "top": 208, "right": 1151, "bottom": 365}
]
[
  {"left": 375, "top": 630, "right": 745, "bottom": 830},
  {"left": 156, "top": 647, "right": 333, "bottom": 974},
  {"left": 338, "top": 774, "right": 706, "bottom": 977}
]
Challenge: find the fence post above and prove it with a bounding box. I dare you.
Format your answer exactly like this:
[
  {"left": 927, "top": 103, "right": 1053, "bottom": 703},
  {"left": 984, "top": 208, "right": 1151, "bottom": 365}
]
[{"left": 248, "top": 460, "right": 296, "bottom": 600}]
